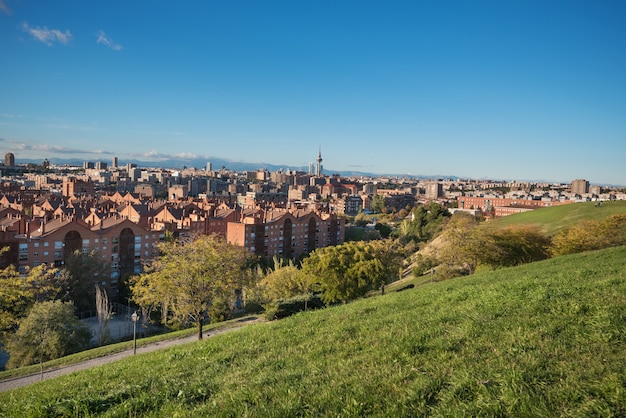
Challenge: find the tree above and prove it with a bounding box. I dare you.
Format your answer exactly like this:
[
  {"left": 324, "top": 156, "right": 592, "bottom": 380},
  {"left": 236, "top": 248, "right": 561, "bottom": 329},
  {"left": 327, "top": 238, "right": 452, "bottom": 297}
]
[
  {"left": 95, "top": 286, "right": 113, "bottom": 345},
  {"left": 260, "top": 257, "right": 312, "bottom": 302},
  {"left": 59, "top": 250, "right": 110, "bottom": 313},
  {"left": 435, "top": 212, "right": 482, "bottom": 277},
  {"left": 130, "top": 234, "right": 248, "bottom": 340},
  {"left": 353, "top": 212, "right": 369, "bottom": 227},
  {"left": 370, "top": 194, "right": 386, "bottom": 214},
  {"left": 551, "top": 214, "right": 626, "bottom": 256},
  {"left": 302, "top": 241, "right": 402, "bottom": 304},
  {"left": 374, "top": 222, "right": 392, "bottom": 239},
  {"left": 5, "top": 301, "right": 91, "bottom": 371},
  {"left": 481, "top": 225, "right": 551, "bottom": 268},
  {"left": 0, "top": 264, "right": 60, "bottom": 334}
]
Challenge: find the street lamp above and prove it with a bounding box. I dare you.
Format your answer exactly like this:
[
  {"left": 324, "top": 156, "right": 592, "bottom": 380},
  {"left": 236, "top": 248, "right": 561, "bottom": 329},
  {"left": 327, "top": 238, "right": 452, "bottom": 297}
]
[{"left": 131, "top": 311, "right": 139, "bottom": 355}]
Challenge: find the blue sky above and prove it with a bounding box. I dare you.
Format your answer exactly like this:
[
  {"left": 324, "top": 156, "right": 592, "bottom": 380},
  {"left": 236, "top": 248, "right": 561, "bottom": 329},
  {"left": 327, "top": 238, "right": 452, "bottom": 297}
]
[{"left": 1, "top": 1, "right": 625, "bottom": 185}]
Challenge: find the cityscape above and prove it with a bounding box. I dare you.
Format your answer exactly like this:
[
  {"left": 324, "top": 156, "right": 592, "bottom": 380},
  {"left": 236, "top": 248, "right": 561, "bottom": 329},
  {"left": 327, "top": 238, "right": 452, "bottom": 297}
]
[{"left": 1, "top": 149, "right": 624, "bottom": 305}]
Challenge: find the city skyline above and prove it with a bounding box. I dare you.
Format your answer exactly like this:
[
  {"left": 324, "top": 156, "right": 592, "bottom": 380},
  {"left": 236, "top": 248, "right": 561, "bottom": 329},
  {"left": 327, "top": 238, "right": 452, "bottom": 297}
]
[{"left": 1, "top": 1, "right": 625, "bottom": 185}]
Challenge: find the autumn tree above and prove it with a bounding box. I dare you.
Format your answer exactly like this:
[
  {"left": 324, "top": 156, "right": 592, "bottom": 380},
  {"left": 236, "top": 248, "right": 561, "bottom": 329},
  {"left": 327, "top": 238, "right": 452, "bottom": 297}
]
[
  {"left": 5, "top": 300, "right": 91, "bottom": 371},
  {"left": 130, "top": 234, "right": 249, "bottom": 340},
  {"left": 302, "top": 240, "right": 402, "bottom": 304}
]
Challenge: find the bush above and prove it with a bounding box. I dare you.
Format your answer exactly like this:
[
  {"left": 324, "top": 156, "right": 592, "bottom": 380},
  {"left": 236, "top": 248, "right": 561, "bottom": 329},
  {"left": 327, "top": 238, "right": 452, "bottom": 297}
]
[
  {"left": 412, "top": 254, "right": 438, "bottom": 277},
  {"left": 551, "top": 214, "right": 626, "bottom": 256},
  {"left": 263, "top": 294, "right": 325, "bottom": 320}
]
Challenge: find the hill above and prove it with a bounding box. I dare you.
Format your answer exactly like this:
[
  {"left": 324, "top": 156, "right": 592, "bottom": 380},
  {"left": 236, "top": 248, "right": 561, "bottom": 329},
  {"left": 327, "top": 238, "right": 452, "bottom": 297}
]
[
  {"left": 2, "top": 246, "right": 626, "bottom": 416},
  {"left": 489, "top": 200, "right": 626, "bottom": 236}
]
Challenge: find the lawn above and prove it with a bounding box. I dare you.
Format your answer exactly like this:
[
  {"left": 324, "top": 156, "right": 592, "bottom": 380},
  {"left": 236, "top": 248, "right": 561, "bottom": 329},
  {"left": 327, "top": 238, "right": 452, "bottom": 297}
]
[
  {"left": 2, "top": 246, "right": 625, "bottom": 417},
  {"left": 490, "top": 200, "right": 626, "bottom": 236}
]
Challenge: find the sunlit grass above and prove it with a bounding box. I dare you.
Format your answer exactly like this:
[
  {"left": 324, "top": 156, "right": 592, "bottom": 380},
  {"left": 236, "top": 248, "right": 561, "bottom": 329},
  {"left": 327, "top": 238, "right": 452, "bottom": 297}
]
[
  {"left": 0, "top": 316, "right": 258, "bottom": 381},
  {"left": 2, "top": 246, "right": 626, "bottom": 416},
  {"left": 491, "top": 200, "right": 626, "bottom": 236}
]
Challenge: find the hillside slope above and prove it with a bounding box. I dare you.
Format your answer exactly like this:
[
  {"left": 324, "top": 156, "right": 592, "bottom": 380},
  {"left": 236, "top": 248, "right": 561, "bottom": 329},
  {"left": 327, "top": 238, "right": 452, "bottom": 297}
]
[
  {"left": 2, "top": 246, "right": 626, "bottom": 416},
  {"left": 489, "top": 200, "right": 626, "bottom": 236}
]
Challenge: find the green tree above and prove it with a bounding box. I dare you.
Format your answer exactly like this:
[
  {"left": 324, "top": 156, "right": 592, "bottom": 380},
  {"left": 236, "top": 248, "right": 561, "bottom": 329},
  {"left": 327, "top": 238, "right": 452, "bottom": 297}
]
[
  {"left": 59, "top": 250, "right": 110, "bottom": 313},
  {"left": 551, "top": 214, "right": 626, "bottom": 256},
  {"left": 481, "top": 225, "right": 551, "bottom": 268},
  {"left": 5, "top": 301, "right": 91, "bottom": 370},
  {"left": 436, "top": 212, "right": 482, "bottom": 277},
  {"left": 374, "top": 222, "right": 392, "bottom": 239},
  {"left": 302, "top": 241, "right": 401, "bottom": 304},
  {"left": 130, "top": 234, "right": 248, "bottom": 340},
  {"left": 353, "top": 212, "right": 369, "bottom": 227},
  {"left": 370, "top": 194, "right": 386, "bottom": 214},
  {"left": 260, "top": 257, "right": 311, "bottom": 302},
  {"left": 0, "top": 264, "right": 60, "bottom": 334}
]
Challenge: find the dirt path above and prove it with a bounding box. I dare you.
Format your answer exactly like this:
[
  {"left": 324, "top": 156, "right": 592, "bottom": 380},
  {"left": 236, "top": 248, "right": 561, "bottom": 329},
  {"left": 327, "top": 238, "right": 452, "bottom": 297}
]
[{"left": 0, "top": 317, "right": 264, "bottom": 392}]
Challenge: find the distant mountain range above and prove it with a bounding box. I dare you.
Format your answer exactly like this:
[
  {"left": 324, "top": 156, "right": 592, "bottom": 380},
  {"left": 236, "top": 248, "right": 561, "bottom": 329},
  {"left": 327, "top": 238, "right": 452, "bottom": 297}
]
[{"left": 16, "top": 156, "right": 445, "bottom": 180}]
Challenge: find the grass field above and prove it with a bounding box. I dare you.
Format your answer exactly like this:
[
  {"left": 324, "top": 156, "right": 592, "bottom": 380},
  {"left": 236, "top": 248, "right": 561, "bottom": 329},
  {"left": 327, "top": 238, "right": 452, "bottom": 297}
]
[
  {"left": 2, "top": 245, "right": 625, "bottom": 417},
  {"left": 489, "top": 200, "right": 626, "bottom": 236},
  {"left": 0, "top": 316, "right": 256, "bottom": 382}
]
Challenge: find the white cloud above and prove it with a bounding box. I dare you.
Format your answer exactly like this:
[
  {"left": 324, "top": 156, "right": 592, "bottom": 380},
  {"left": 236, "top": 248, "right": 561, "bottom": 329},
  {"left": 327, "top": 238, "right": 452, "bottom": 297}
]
[
  {"left": 96, "top": 30, "right": 122, "bottom": 51},
  {"left": 21, "top": 21, "right": 72, "bottom": 46},
  {"left": 0, "top": 1, "right": 11, "bottom": 15},
  {"left": 136, "top": 150, "right": 201, "bottom": 161},
  {"left": 11, "top": 142, "right": 113, "bottom": 155}
]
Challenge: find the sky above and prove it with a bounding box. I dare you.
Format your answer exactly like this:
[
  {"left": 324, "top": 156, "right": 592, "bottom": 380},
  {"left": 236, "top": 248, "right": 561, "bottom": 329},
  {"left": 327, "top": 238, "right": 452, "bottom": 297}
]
[{"left": 1, "top": 1, "right": 625, "bottom": 185}]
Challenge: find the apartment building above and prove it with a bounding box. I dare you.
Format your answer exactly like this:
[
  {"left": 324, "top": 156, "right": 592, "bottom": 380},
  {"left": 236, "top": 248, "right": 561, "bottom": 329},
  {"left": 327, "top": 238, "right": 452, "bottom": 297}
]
[
  {"left": 226, "top": 208, "right": 344, "bottom": 259},
  {"left": 14, "top": 215, "right": 159, "bottom": 301}
]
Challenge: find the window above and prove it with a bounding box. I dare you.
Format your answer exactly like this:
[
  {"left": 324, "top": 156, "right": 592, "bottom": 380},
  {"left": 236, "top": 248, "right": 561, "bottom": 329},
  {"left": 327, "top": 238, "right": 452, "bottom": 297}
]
[
  {"left": 82, "top": 239, "right": 90, "bottom": 247},
  {"left": 34, "top": 242, "right": 40, "bottom": 248},
  {"left": 44, "top": 241, "right": 49, "bottom": 247},
  {"left": 103, "top": 238, "right": 108, "bottom": 245},
  {"left": 54, "top": 241, "right": 63, "bottom": 249}
]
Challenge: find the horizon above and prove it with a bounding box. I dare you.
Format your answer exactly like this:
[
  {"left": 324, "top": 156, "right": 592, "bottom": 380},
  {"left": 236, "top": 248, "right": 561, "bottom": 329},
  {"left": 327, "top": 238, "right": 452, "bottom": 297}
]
[
  {"left": 9, "top": 154, "right": 625, "bottom": 188},
  {"left": 1, "top": 1, "right": 625, "bottom": 185}
]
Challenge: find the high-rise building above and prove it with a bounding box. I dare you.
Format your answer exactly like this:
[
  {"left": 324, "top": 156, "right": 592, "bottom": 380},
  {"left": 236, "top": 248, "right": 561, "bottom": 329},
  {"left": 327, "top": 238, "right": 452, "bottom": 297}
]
[
  {"left": 112, "top": 157, "right": 118, "bottom": 168},
  {"left": 4, "top": 152, "right": 14, "bottom": 167},
  {"left": 425, "top": 182, "right": 443, "bottom": 200},
  {"left": 571, "top": 179, "right": 589, "bottom": 195},
  {"left": 206, "top": 162, "right": 212, "bottom": 172}
]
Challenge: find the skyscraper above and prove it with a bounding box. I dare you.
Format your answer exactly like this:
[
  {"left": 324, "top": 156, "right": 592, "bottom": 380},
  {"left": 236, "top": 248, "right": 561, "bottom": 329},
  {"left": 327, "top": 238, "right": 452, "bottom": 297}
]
[
  {"left": 4, "top": 152, "right": 14, "bottom": 167},
  {"left": 571, "top": 179, "right": 589, "bottom": 195}
]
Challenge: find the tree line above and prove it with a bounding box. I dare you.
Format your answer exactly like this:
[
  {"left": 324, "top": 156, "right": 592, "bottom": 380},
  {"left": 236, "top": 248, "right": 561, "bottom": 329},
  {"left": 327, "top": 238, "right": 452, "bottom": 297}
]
[{"left": 2, "top": 202, "right": 625, "bottom": 370}]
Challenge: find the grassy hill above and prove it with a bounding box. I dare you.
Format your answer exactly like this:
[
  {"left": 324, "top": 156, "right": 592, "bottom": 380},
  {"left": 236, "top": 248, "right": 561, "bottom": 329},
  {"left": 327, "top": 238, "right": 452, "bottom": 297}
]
[
  {"left": 2, "top": 246, "right": 626, "bottom": 416},
  {"left": 489, "top": 200, "right": 626, "bottom": 236}
]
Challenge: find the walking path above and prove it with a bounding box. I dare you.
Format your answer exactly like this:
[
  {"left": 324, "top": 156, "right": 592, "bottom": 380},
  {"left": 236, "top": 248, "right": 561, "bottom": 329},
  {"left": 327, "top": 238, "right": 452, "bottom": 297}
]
[{"left": 0, "top": 316, "right": 264, "bottom": 392}]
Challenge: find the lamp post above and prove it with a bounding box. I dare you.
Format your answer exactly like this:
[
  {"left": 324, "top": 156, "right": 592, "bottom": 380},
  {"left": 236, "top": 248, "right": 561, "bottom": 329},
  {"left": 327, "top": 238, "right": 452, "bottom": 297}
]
[{"left": 131, "top": 311, "right": 139, "bottom": 355}]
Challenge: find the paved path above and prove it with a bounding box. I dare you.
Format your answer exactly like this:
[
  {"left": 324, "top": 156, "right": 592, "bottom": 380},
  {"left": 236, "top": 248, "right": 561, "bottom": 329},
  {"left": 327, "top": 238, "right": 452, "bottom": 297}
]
[{"left": 0, "top": 317, "right": 263, "bottom": 392}]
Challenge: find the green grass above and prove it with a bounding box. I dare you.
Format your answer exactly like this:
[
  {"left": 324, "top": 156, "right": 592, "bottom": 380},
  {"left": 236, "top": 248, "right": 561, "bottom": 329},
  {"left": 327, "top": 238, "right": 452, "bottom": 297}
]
[
  {"left": 2, "top": 246, "right": 626, "bottom": 416},
  {"left": 490, "top": 200, "right": 626, "bottom": 236},
  {"left": 0, "top": 316, "right": 257, "bottom": 381}
]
